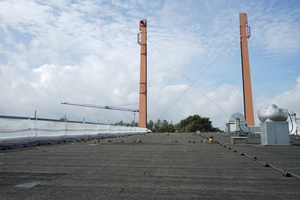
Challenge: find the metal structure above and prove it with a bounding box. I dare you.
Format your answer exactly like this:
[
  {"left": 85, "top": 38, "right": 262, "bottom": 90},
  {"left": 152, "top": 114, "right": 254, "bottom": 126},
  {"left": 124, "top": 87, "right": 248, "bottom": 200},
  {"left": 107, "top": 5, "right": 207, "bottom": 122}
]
[
  {"left": 138, "top": 19, "right": 147, "bottom": 127},
  {"left": 239, "top": 13, "right": 255, "bottom": 126},
  {"left": 61, "top": 102, "right": 139, "bottom": 113},
  {"left": 0, "top": 114, "right": 148, "bottom": 143},
  {"left": 290, "top": 112, "right": 299, "bottom": 137},
  {"left": 258, "top": 104, "right": 288, "bottom": 122},
  {"left": 258, "top": 104, "right": 290, "bottom": 145}
]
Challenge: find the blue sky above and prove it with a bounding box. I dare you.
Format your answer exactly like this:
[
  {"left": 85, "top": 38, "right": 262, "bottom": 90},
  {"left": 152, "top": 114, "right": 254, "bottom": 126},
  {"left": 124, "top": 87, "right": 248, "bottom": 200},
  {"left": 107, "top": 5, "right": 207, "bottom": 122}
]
[{"left": 0, "top": 0, "right": 299, "bottom": 130}]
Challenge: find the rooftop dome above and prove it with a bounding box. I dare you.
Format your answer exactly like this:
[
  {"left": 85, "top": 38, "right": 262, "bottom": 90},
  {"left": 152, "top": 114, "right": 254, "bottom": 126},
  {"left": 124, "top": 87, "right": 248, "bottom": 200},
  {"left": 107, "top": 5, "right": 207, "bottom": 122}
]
[{"left": 258, "top": 104, "right": 288, "bottom": 122}]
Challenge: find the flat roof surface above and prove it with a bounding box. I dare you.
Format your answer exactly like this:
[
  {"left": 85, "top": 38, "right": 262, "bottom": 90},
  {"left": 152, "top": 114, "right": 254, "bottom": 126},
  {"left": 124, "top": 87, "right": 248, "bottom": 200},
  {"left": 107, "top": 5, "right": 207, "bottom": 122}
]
[{"left": 0, "top": 132, "right": 300, "bottom": 199}]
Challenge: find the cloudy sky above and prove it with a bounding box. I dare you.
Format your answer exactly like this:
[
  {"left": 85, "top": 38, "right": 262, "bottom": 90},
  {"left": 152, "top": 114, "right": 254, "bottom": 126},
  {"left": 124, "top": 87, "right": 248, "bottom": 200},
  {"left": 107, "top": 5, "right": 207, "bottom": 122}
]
[{"left": 0, "top": 0, "right": 299, "bottom": 130}]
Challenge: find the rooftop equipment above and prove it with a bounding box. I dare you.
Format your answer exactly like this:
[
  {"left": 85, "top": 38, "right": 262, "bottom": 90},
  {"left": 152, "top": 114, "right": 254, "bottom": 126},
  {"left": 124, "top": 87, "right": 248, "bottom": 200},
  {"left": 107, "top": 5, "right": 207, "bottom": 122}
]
[{"left": 258, "top": 104, "right": 290, "bottom": 145}]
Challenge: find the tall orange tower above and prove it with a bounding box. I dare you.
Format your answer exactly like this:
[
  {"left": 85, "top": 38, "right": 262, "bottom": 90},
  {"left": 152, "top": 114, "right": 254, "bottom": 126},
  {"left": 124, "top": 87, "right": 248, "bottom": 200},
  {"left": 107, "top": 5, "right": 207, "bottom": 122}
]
[
  {"left": 138, "top": 19, "right": 147, "bottom": 127},
  {"left": 239, "top": 13, "right": 255, "bottom": 126}
]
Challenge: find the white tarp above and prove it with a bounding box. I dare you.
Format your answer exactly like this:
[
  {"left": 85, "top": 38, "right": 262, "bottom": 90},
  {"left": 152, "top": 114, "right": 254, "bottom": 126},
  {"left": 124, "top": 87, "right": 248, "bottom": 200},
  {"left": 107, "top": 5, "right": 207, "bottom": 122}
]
[{"left": 0, "top": 116, "right": 148, "bottom": 141}]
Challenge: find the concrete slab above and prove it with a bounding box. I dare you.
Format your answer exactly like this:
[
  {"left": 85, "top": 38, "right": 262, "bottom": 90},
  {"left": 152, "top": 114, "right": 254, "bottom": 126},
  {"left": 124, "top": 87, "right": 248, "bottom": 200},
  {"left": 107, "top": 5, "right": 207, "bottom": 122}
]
[
  {"left": 230, "top": 136, "right": 248, "bottom": 144},
  {"left": 0, "top": 132, "right": 299, "bottom": 199}
]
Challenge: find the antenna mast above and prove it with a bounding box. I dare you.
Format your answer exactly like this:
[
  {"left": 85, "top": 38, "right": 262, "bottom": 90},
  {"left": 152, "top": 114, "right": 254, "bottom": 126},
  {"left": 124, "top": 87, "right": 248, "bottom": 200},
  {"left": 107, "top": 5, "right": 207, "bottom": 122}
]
[
  {"left": 138, "top": 19, "right": 147, "bottom": 127},
  {"left": 239, "top": 13, "right": 254, "bottom": 126}
]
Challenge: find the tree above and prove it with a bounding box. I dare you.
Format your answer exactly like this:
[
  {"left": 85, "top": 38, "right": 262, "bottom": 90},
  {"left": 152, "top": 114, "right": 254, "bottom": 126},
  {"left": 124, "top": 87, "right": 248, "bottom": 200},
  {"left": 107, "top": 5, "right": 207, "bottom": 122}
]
[
  {"left": 147, "top": 120, "right": 154, "bottom": 131},
  {"left": 168, "top": 121, "right": 175, "bottom": 133},
  {"left": 176, "top": 115, "right": 221, "bottom": 132},
  {"left": 154, "top": 119, "right": 161, "bottom": 132},
  {"left": 114, "top": 120, "right": 125, "bottom": 126},
  {"left": 60, "top": 117, "right": 67, "bottom": 121},
  {"left": 148, "top": 119, "right": 175, "bottom": 133},
  {"left": 113, "top": 120, "right": 138, "bottom": 126},
  {"left": 146, "top": 115, "right": 221, "bottom": 133},
  {"left": 130, "top": 120, "right": 138, "bottom": 127},
  {"left": 160, "top": 120, "right": 170, "bottom": 132}
]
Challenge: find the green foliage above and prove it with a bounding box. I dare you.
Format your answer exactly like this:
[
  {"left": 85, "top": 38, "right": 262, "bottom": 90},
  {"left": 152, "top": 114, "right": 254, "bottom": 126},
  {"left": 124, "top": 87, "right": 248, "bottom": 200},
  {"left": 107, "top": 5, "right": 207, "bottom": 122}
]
[
  {"left": 147, "top": 119, "right": 175, "bottom": 133},
  {"left": 177, "top": 115, "right": 218, "bottom": 132},
  {"left": 154, "top": 119, "right": 161, "bottom": 132},
  {"left": 161, "top": 120, "right": 175, "bottom": 133},
  {"left": 113, "top": 114, "right": 222, "bottom": 133},
  {"left": 60, "top": 117, "right": 67, "bottom": 121},
  {"left": 114, "top": 120, "right": 138, "bottom": 127},
  {"left": 147, "top": 120, "right": 154, "bottom": 131},
  {"left": 147, "top": 114, "right": 222, "bottom": 133}
]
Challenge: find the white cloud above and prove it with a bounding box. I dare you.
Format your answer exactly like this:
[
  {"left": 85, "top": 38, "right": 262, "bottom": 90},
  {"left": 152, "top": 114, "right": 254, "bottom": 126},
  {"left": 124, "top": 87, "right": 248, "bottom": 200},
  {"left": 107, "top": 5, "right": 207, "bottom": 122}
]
[
  {"left": 246, "top": 1, "right": 300, "bottom": 58},
  {"left": 0, "top": 0, "right": 299, "bottom": 131},
  {"left": 257, "top": 76, "right": 300, "bottom": 112},
  {"left": 148, "top": 82, "right": 244, "bottom": 129}
]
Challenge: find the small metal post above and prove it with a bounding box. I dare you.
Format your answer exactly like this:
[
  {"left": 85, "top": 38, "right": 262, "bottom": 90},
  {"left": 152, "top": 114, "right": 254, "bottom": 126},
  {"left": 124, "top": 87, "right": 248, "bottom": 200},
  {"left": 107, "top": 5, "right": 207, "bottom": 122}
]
[{"left": 34, "top": 110, "right": 38, "bottom": 137}]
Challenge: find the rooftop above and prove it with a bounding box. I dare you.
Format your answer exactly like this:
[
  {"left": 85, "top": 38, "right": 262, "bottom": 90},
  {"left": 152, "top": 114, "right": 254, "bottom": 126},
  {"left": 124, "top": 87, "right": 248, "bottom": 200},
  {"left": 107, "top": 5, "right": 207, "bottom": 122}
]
[{"left": 0, "top": 132, "right": 300, "bottom": 199}]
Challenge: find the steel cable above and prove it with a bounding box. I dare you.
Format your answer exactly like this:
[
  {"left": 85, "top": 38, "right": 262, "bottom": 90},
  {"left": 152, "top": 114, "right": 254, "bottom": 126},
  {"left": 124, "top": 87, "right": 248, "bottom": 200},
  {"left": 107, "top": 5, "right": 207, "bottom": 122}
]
[{"left": 147, "top": 34, "right": 239, "bottom": 120}]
